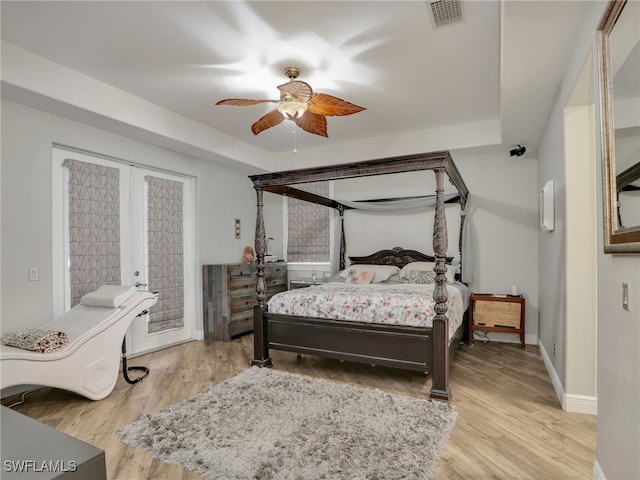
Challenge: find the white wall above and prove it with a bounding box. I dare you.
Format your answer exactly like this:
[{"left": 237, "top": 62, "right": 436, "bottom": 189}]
[
  {"left": 538, "top": 87, "right": 569, "bottom": 387},
  {"left": 336, "top": 170, "right": 462, "bottom": 262},
  {"left": 342, "top": 204, "right": 462, "bottom": 261},
  {"left": 594, "top": 6, "right": 640, "bottom": 472},
  {"left": 454, "top": 149, "right": 539, "bottom": 344},
  {"left": 565, "top": 103, "right": 598, "bottom": 400},
  {"left": 0, "top": 99, "right": 283, "bottom": 333},
  {"left": 538, "top": 1, "right": 640, "bottom": 478}
]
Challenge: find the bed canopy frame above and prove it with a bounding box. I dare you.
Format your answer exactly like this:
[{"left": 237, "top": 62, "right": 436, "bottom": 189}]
[{"left": 249, "top": 151, "right": 469, "bottom": 402}]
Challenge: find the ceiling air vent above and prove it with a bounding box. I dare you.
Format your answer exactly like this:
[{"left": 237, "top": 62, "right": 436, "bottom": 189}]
[{"left": 428, "top": 0, "right": 464, "bottom": 29}]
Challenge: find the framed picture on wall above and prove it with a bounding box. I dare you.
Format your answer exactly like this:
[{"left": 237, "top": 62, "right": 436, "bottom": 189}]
[{"left": 540, "top": 180, "right": 555, "bottom": 232}]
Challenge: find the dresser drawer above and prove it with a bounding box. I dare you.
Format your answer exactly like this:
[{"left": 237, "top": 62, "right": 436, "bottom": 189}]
[
  {"left": 203, "top": 262, "right": 288, "bottom": 341},
  {"left": 230, "top": 291, "right": 256, "bottom": 313},
  {"left": 265, "top": 263, "right": 286, "bottom": 276},
  {"left": 229, "top": 308, "right": 254, "bottom": 337},
  {"left": 474, "top": 301, "right": 521, "bottom": 328},
  {"left": 228, "top": 264, "right": 255, "bottom": 278}
]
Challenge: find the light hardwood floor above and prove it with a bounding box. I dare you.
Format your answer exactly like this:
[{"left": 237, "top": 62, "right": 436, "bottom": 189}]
[{"left": 3, "top": 337, "right": 596, "bottom": 479}]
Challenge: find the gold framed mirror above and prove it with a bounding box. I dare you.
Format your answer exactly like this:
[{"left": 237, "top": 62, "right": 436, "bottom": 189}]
[{"left": 597, "top": 0, "right": 640, "bottom": 253}]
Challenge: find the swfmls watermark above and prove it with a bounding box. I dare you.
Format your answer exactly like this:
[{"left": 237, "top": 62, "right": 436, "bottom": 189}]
[{"left": 4, "top": 460, "right": 78, "bottom": 473}]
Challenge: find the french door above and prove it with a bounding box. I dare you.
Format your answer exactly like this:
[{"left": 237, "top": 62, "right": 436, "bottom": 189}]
[
  {"left": 128, "top": 166, "right": 195, "bottom": 354},
  {"left": 52, "top": 146, "right": 196, "bottom": 355}
]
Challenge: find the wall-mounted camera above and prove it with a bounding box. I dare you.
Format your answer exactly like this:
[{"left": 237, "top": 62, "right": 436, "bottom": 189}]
[{"left": 510, "top": 145, "right": 526, "bottom": 157}]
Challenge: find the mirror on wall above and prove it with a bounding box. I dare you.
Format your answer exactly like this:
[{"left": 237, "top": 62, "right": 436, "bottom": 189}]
[{"left": 598, "top": 0, "right": 640, "bottom": 253}]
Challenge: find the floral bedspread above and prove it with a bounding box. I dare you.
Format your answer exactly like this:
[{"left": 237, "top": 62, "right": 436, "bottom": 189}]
[{"left": 267, "top": 282, "right": 469, "bottom": 339}]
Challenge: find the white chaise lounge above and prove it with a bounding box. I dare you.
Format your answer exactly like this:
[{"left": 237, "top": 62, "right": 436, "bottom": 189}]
[{"left": 0, "top": 286, "right": 158, "bottom": 400}]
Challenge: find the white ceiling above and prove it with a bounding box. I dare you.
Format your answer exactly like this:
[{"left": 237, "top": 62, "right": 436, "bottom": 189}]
[{"left": 0, "top": 1, "right": 590, "bottom": 168}]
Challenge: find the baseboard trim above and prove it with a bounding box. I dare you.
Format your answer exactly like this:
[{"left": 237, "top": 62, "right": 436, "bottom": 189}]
[
  {"left": 565, "top": 393, "right": 597, "bottom": 415},
  {"left": 538, "top": 339, "right": 564, "bottom": 407},
  {"left": 127, "top": 338, "right": 196, "bottom": 359},
  {"left": 537, "top": 339, "right": 597, "bottom": 415},
  {"left": 593, "top": 460, "right": 606, "bottom": 480}
]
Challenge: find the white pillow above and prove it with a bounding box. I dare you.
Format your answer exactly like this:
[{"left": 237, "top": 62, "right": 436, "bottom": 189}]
[
  {"left": 400, "top": 262, "right": 456, "bottom": 283},
  {"left": 80, "top": 285, "right": 137, "bottom": 308},
  {"left": 339, "top": 264, "right": 401, "bottom": 283}
]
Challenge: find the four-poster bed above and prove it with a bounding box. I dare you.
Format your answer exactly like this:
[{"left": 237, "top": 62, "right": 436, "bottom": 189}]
[{"left": 249, "top": 151, "right": 469, "bottom": 402}]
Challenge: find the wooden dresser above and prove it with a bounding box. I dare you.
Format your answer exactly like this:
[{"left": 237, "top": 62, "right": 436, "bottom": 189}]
[{"left": 202, "top": 262, "right": 287, "bottom": 341}]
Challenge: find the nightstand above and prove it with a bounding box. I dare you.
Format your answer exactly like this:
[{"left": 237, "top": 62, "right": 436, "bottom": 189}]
[
  {"left": 468, "top": 293, "right": 526, "bottom": 350},
  {"left": 289, "top": 278, "right": 325, "bottom": 289}
]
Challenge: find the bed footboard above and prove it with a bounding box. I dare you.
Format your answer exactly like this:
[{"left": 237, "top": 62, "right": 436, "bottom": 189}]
[
  {"left": 253, "top": 311, "right": 468, "bottom": 376},
  {"left": 265, "top": 314, "right": 433, "bottom": 373}
]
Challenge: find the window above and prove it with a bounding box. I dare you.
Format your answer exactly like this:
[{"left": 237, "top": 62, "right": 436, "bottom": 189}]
[{"left": 286, "top": 181, "right": 330, "bottom": 262}]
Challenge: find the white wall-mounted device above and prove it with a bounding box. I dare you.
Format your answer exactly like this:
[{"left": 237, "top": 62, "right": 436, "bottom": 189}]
[{"left": 540, "top": 180, "right": 555, "bottom": 232}]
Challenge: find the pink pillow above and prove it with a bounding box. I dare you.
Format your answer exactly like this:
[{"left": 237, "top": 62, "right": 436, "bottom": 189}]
[
  {"left": 340, "top": 264, "right": 400, "bottom": 283},
  {"left": 345, "top": 270, "right": 375, "bottom": 284}
]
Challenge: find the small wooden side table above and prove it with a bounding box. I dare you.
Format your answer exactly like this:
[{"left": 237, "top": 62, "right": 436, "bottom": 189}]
[{"left": 468, "top": 293, "right": 526, "bottom": 350}]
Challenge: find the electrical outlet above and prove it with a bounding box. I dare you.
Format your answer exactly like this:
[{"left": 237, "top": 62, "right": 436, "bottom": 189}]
[
  {"left": 29, "top": 267, "right": 39, "bottom": 281},
  {"left": 622, "top": 283, "right": 629, "bottom": 311}
]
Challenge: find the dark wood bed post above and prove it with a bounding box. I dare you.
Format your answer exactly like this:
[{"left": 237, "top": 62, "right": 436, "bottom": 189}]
[
  {"left": 430, "top": 167, "right": 451, "bottom": 402},
  {"left": 458, "top": 197, "right": 467, "bottom": 281},
  {"left": 251, "top": 187, "right": 272, "bottom": 368},
  {"left": 339, "top": 205, "right": 346, "bottom": 271},
  {"left": 458, "top": 215, "right": 464, "bottom": 270}
]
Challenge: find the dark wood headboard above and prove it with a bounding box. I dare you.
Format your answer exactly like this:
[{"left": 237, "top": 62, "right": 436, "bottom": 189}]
[{"left": 348, "top": 246, "right": 454, "bottom": 268}]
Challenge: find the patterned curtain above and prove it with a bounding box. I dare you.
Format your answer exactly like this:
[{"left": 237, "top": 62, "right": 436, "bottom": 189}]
[
  {"left": 63, "top": 159, "right": 121, "bottom": 307},
  {"left": 287, "top": 181, "right": 330, "bottom": 262},
  {"left": 145, "top": 176, "right": 184, "bottom": 333}
]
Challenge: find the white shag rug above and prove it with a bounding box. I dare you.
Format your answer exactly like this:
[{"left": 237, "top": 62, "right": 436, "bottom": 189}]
[{"left": 116, "top": 367, "right": 457, "bottom": 479}]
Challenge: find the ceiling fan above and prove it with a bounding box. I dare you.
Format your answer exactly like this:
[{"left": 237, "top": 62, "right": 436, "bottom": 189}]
[{"left": 216, "top": 67, "right": 366, "bottom": 138}]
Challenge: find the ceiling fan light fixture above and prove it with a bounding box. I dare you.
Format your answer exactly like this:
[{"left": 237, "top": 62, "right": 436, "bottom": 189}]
[
  {"left": 277, "top": 100, "right": 308, "bottom": 119},
  {"left": 216, "top": 65, "right": 365, "bottom": 137}
]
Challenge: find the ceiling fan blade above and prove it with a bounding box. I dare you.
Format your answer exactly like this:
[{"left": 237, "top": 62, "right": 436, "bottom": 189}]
[
  {"left": 308, "top": 93, "right": 366, "bottom": 116},
  {"left": 277, "top": 81, "right": 313, "bottom": 103},
  {"left": 295, "top": 112, "right": 328, "bottom": 137},
  {"left": 216, "top": 98, "right": 278, "bottom": 106},
  {"left": 251, "top": 109, "right": 285, "bottom": 135}
]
